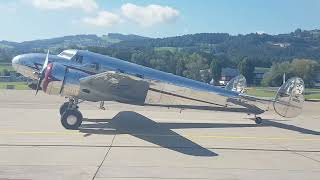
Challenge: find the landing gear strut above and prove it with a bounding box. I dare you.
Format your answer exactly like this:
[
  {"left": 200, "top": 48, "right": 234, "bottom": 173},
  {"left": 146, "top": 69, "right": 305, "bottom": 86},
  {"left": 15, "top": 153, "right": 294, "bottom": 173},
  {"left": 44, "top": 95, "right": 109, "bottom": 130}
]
[
  {"left": 60, "top": 98, "right": 83, "bottom": 130},
  {"left": 59, "top": 102, "right": 69, "bottom": 115}
]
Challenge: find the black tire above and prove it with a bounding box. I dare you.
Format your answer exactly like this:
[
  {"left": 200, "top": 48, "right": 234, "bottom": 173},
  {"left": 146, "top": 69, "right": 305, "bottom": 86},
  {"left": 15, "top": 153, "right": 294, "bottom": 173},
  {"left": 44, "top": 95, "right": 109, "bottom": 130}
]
[
  {"left": 255, "top": 117, "right": 263, "bottom": 124},
  {"left": 59, "top": 102, "right": 69, "bottom": 115},
  {"left": 61, "top": 110, "right": 83, "bottom": 130}
]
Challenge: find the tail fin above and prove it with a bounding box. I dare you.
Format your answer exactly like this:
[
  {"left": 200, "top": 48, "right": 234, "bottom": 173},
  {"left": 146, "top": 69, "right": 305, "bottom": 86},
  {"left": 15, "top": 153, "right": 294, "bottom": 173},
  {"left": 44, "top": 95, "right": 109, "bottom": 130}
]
[
  {"left": 225, "top": 75, "right": 247, "bottom": 93},
  {"left": 273, "top": 77, "right": 305, "bottom": 118}
]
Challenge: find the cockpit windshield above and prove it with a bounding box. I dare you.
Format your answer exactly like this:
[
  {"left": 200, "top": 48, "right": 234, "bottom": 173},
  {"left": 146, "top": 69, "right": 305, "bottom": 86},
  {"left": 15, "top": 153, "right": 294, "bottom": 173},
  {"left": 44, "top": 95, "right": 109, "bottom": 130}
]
[{"left": 58, "top": 50, "right": 77, "bottom": 60}]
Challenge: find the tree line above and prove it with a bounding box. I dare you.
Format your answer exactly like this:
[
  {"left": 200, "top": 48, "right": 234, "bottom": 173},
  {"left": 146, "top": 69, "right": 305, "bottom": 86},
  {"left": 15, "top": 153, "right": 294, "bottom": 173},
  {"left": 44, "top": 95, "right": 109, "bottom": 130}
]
[
  {"left": 1, "top": 43, "right": 319, "bottom": 87},
  {"left": 262, "top": 59, "right": 320, "bottom": 87},
  {"left": 1, "top": 29, "right": 320, "bottom": 87}
]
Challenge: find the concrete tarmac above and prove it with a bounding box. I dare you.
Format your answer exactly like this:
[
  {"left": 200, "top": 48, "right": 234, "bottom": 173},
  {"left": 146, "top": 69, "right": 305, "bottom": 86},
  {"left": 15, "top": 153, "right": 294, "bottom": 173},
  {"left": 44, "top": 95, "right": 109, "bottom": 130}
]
[{"left": 0, "top": 90, "right": 319, "bottom": 180}]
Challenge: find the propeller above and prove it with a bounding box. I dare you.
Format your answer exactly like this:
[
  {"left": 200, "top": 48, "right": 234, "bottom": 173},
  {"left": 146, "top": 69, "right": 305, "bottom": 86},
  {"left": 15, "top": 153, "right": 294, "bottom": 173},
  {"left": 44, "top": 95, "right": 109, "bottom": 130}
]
[{"left": 35, "top": 50, "right": 50, "bottom": 95}]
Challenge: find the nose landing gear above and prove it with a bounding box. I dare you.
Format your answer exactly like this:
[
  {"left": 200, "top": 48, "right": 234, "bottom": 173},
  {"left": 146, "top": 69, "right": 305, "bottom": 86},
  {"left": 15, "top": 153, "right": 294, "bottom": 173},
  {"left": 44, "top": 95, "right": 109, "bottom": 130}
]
[{"left": 60, "top": 98, "right": 83, "bottom": 130}]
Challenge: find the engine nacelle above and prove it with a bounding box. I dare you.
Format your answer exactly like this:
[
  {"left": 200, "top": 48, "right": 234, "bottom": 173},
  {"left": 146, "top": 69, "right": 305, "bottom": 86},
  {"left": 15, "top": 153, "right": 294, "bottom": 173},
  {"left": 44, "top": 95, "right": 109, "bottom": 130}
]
[{"left": 42, "top": 63, "right": 89, "bottom": 97}]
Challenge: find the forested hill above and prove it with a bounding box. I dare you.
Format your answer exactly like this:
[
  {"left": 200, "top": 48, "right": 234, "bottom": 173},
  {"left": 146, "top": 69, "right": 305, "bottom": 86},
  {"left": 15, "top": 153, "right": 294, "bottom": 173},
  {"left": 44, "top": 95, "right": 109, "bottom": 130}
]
[
  {"left": 0, "top": 33, "right": 150, "bottom": 62},
  {"left": 111, "top": 29, "right": 320, "bottom": 64},
  {"left": 1, "top": 29, "right": 320, "bottom": 65}
]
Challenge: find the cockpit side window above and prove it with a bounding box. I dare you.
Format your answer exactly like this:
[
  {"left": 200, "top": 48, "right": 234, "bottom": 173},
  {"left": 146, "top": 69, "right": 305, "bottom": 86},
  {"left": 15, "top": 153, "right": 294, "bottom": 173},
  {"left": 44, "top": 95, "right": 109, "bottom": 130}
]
[{"left": 58, "top": 50, "right": 77, "bottom": 60}]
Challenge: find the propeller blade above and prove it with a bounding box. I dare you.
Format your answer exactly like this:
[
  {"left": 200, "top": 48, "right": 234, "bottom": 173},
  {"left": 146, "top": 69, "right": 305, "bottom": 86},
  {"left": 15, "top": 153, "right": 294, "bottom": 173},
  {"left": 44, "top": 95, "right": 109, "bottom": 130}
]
[
  {"left": 35, "top": 50, "right": 50, "bottom": 96},
  {"left": 42, "top": 50, "right": 49, "bottom": 73},
  {"left": 35, "top": 78, "right": 41, "bottom": 95}
]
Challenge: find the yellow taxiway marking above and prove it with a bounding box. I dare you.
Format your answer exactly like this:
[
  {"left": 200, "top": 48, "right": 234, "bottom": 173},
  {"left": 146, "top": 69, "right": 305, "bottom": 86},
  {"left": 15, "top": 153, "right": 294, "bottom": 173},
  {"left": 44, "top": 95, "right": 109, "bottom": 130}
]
[{"left": 0, "top": 131, "right": 319, "bottom": 141}]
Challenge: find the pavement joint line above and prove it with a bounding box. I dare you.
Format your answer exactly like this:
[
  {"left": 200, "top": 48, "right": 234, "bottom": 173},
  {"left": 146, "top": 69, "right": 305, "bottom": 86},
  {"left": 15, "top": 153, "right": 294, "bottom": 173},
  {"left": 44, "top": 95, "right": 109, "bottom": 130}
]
[
  {"left": 91, "top": 131, "right": 117, "bottom": 180},
  {"left": 0, "top": 131, "right": 319, "bottom": 141},
  {"left": 276, "top": 143, "right": 320, "bottom": 164},
  {"left": 291, "top": 151, "right": 320, "bottom": 164}
]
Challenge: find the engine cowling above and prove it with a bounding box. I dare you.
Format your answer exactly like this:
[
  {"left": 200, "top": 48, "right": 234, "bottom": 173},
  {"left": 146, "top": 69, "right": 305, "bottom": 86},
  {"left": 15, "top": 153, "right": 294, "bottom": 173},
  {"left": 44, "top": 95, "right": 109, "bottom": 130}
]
[{"left": 42, "top": 63, "right": 89, "bottom": 97}]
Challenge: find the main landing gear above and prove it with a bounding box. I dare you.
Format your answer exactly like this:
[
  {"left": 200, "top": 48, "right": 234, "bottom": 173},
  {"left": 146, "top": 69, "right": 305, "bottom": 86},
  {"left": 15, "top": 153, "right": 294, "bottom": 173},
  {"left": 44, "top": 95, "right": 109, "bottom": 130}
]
[{"left": 60, "top": 98, "right": 83, "bottom": 130}]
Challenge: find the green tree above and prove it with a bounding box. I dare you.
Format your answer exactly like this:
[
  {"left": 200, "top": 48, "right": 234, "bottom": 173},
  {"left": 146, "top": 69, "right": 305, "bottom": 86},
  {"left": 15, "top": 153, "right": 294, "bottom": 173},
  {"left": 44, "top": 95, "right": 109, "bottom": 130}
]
[
  {"left": 261, "top": 59, "right": 319, "bottom": 87},
  {"left": 261, "top": 62, "right": 292, "bottom": 87},
  {"left": 290, "top": 59, "right": 319, "bottom": 87},
  {"left": 210, "top": 58, "right": 221, "bottom": 85},
  {"left": 238, "top": 57, "right": 254, "bottom": 84},
  {"left": 176, "top": 58, "right": 185, "bottom": 76},
  {"left": 183, "top": 53, "right": 209, "bottom": 81},
  {"left": 131, "top": 51, "right": 151, "bottom": 67},
  {"left": 200, "top": 69, "right": 212, "bottom": 83},
  {"left": 2, "top": 69, "right": 10, "bottom": 76},
  {"left": 150, "top": 50, "right": 177, "bottom": 73}
]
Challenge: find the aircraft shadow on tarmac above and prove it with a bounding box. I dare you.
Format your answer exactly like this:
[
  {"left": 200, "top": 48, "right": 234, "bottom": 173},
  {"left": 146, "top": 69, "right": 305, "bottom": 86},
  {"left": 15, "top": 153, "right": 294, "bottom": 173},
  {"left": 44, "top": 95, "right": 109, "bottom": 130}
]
[
  {"left": 80, "top": 111, "right": 218, "bottom": 157},
  {"left": 261, "top": 120, "right": 320, "bottom": 136},
  {"left": 79, "top": 111, "right": 320, "bottom": 157}
]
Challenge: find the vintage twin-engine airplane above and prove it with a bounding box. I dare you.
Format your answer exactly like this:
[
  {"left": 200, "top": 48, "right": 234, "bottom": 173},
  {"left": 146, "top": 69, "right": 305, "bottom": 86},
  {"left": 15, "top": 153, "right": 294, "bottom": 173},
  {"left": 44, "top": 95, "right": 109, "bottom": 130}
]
[{"left": 12, "top": 50, "right": 305, "bottom": 130}]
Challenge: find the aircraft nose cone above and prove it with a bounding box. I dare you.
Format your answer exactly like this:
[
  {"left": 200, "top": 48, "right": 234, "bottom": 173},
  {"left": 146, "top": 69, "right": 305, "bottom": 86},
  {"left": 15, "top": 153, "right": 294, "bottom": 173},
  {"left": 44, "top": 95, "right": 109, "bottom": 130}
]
[
  {"left": 12, "top": 55, "right": 21, "bottom": 71},
  {"left": 12, "top": 55, "right": 20, "bottom": 64}
]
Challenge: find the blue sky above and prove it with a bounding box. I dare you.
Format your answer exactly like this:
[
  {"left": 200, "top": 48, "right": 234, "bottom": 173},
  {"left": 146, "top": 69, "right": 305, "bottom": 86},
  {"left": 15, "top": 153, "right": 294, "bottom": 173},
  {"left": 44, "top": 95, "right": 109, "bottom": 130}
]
[{"left": 0, "top": 0, "right": 319, "bottom": 42}]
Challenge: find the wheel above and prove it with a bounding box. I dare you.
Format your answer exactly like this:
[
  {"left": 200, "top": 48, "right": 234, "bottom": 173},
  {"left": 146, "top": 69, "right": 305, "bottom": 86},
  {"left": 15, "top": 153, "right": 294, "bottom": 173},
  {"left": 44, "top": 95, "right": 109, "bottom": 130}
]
[
  {"left": 255, "top": 117, "right": 263, "bottom": 124},
  {"left": 60, "top": 102, "right": 79, "bottom": 115},
  {"left": 61, "top": 110, "right": 83, "bottom": 130},
  {"left": 59, "top": 102, "right": 69, "bottom": 115}
]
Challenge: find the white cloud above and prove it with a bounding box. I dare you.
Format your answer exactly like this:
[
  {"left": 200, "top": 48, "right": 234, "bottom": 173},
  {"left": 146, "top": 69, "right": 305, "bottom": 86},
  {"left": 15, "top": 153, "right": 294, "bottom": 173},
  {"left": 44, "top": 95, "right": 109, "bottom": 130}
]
[
  {"left": 28, "top": 1, "right": 180, "bottom": 27},
  {"left": 121, "top": 3, "right": 179, "bottom": 26},
  {"left": 31, "top": 0, "right": 98, "bottom": 12},
  {"left": 82, "top": 11, "right": 122, "bottom": 27}
]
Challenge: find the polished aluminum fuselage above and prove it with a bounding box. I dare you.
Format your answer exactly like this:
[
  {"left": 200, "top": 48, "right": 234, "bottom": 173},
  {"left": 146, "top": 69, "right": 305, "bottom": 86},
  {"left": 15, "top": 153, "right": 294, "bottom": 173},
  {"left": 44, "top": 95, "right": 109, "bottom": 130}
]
[{"left": 12, "top": 50, "right": 271, "bottom": 114}]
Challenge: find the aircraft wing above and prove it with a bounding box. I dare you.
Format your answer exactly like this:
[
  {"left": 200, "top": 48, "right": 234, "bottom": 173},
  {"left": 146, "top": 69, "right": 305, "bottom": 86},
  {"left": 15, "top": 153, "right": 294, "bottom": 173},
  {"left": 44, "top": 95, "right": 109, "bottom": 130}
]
[
  {"left": 78, "top": 71, "right": 304, "bottom": 118},
  {"left": 79, "top": 71, "right": 238, "bottom": 108},
  {"left": 79, "top": 71, "right": 150, "bottom": 105}
]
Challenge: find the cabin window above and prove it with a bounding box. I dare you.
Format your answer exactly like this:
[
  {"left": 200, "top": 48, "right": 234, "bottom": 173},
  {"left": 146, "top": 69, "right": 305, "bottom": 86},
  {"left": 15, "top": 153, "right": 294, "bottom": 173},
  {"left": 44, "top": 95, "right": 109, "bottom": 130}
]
[
  {"left": 90, "top": 63, "right": 100, "bottom": 71},
  {"left": 75, "top": 55, "right": 83, "bottom": 64}
]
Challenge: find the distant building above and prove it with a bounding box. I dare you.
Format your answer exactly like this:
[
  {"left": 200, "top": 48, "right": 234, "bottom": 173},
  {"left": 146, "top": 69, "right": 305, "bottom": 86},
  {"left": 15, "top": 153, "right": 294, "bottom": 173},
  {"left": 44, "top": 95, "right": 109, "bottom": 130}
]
[
  {"left": 271, "top": 43, "right": 290, "bottom": 48},
  {"left": 0, "top": 76, "right": 11, "bottom": 82},
  {"left": 253, "top": 67, "right": 270, "bottom": 85},
  {"left": 314, "top": 70, "right": 320, "bottom": 88},
  {"left": 0, "top": 71, "right": 21, "bottom": 82},
  {"left": 219, "top": 68, "right": 239, "bottom": 85},
  {"left": 213, "top": 67, "right": 270, "bottom": 86},
  {"left": 9, "top": 71, "right": 16, "bottom": 80}
]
